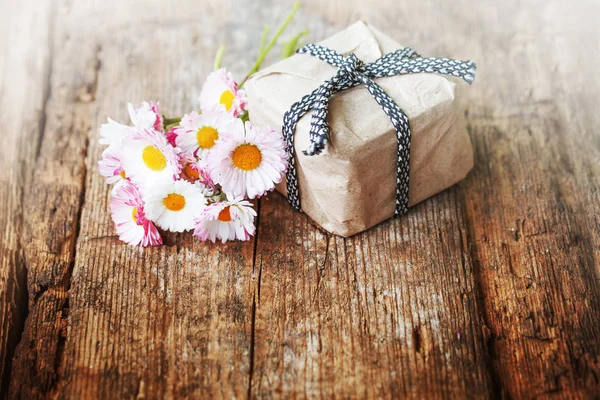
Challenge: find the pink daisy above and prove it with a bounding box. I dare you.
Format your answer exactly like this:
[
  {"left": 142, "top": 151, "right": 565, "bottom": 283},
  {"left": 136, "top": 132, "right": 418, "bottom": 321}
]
[
  {"left": 195, "top": 158, "right": 216, "bottom": 189},
  {"left": 208, "top": 121, "right": 288, "bottom": 199},
  {"left": 110, "top": 182, "right": 162, "bottom": 247},
  {"left": 199, "top": 68, "right": 247, "bottom": 117},
  {"left": 166, "top": 126, "right": 178, "bottom": 147},
  {"left": 179, "top": 154, "right": 215, "bottom": 194},
  {"left": 193, "top": 198, "right": 257, "bottom": 243},
  {"left": 128, "top": 101, "right": 164, "bottom": 132},
  {"left": 98, "top": 148, "right": 126, "bottom": 184},
  {"left": 98, "top": 148, "right": 129, "bottom": 194}
]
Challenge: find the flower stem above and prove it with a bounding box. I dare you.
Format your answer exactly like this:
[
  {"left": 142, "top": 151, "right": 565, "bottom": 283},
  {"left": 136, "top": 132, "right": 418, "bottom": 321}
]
[
  {"left": 213, "top": 44, "right": 225, "bottom": 71},
  {"left": 259, "top": 25, "right": 270, "bottom": 54},
  {"left": 163, "top": 116, "right": 181, "bottom": 131},
  {"left": 163, "top": 116, "right": 180, "bottom": 126},
  {"left": 238, "top": 1, "right": 301, "bottom": 88}
]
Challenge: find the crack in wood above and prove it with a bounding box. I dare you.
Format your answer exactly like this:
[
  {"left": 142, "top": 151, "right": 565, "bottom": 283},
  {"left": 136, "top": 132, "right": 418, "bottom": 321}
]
[
  {"left": 458, "top": 195, "right": 505, "bottom": 399},
  {"left": 247, "top": 198, "right": 262, "bottom": 399}
]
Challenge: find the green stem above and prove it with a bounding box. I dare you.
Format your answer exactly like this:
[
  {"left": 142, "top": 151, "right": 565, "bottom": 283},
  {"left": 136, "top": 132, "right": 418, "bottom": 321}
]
[
  {"left": 163, "top": 116, "right": 181, "bottom": 127},
  {"left": 259, "top": 25, "right": 269, "bottom": 54},
  {"left": 213, "top": 44, "right": 225, "bottom": 71},
  {"left": 238, "top": 1, "right": 301, "bottom": 88}
]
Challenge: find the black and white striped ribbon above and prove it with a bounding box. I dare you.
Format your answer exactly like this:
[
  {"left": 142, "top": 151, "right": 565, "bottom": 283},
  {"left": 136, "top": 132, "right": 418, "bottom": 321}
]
[{"left": 282, "top": 44, "right": 476, "bottom": 216}]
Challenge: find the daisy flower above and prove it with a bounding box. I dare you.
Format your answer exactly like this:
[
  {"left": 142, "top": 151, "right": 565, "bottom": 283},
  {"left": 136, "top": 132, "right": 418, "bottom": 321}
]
[
  {"left": 166, "top": 126, "right": 178, "bottom": 147},
  {"left": 110, "top": 182, "right": 162, "bottom": 247},
  {"left": 208, "top": 121, "right": 288, "bottom": 199},
  {"left": 193, "top": 197, "right": 257, "bottom": 243},
  {"left": 195, "top": 158, "right": 216, "bottom": 189},
  {"left": 199, "top": 68, "right": 247, "bottom": 117},
  {"left": 128, "top": 101, "right": 164, "bottom": 132},
  {"left": 98, "top": 148, "right": 129, "bottom": 194},
  {"left": 121, "top": 128, "right": 182, "bottom": 190},
  {"left": 174, "top": 108, "right": 239, "bottom": 159},
  {"left": 98, "top": 148, "right": 126, "bottom": 184},
  {"left": 99, "top": 117, "right": 131, "bottom": 150},
  {"left": 144, "top": 180, "right": 206, "bottom": 232},
  {"left": 99, "top": 101, "right": 162, "bottom": 149},
  {"left": 179, "top": 153, "right": 200, "bottom": 183}
]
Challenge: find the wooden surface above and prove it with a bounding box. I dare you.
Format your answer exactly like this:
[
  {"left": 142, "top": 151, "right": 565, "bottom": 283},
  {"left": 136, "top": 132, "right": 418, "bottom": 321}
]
[{"left": 1, "top": 0, "right": 599, "bottom": 398}]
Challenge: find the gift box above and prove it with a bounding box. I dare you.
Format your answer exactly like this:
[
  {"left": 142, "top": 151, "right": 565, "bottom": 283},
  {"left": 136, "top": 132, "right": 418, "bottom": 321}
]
[{"left": 245, "top": 21, "right": 475, "bottom": 237}]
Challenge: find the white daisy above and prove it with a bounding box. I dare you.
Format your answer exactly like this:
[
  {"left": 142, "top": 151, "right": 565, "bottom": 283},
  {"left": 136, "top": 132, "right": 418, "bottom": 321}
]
[
  {"left": 193, "top": 197, "right": 256, "bottom": 243},
  {"left": 208, "top": 121, "right": 288, "bottom": 199},
  {"left": 99, "top": 117, "right": 131, "bottom": 150},
  {"left": 99, "top": 100, "right": 163, "bottom": 150},
  {"left": 121, "top": 128, "right": 181, "bottom": 191},
  {"left": 144, "top": 179, "right": 206, "bottom": 232},
  {"left": 199, "top": 68, "right": 247, "bottom": 117},
  {"left": 110, "top": 182, "right": 162, "bottom": 247},
  {"left": 174, "top": 107, "right": 239, "bottom": 159}
]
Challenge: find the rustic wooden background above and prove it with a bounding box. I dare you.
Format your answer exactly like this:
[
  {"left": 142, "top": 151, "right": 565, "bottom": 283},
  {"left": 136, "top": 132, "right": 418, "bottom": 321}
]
[{"left": 1, "top": 0, "right": 599, "bottom": 398}]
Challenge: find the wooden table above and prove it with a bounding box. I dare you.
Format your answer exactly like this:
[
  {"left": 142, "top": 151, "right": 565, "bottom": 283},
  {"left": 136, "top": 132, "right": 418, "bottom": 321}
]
[{"left": 1, "top": 0, "right": 599, "bottom": 398}]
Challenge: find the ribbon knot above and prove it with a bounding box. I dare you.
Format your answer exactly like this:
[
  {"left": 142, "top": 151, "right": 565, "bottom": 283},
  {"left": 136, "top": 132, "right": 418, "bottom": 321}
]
[
  {"left": 282, "top": 43, "right": 476, "bottom": 217},
  {"left": 338, "top": 53, "right": 364, "bottom": 78}
]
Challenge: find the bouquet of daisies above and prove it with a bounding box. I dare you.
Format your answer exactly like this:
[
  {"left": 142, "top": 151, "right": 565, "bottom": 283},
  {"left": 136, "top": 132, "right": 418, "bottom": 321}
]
[{"left": 98, "top": 4, "right": 305, "bottom": 246}]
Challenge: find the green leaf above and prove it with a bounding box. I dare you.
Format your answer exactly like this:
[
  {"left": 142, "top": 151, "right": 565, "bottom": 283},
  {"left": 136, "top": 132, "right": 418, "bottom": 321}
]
[
  {"left": 238, "top": 1, "right": 302, "bottom": 88},
  {"left": 281, "top": 29, "right": 309, "bottom": 59}
]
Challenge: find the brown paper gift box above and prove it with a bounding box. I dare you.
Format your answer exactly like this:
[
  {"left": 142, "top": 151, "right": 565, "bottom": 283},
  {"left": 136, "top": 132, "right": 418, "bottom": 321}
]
[{"left": 245, "top": 21, "right": 474, "bottom": 237}]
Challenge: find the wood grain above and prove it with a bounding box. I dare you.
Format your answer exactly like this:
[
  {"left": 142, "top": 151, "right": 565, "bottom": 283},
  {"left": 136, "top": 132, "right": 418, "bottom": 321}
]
[
  {"left": 251, "top": 193, "right": 493, "bottom": 398},
  {"left": 3, "top": 0, "right": 600, "bottom": 398},
  {"left": 458, "top": 1, "right": 600, "bottom": 397},
  {"left": 0, "top": 0, "right": 53, "bottom": 396}
]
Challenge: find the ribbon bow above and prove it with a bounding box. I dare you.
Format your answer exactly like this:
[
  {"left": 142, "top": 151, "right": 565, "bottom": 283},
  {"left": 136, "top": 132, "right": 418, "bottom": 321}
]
[{"left": 282, "top": 44, "right": 476, "bottom": 216}]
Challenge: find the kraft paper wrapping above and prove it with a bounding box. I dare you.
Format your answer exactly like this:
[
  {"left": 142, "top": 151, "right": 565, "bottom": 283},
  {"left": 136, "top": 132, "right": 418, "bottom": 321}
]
[{"left": 245, "top": 21, "right": 474, "bottom": 237}]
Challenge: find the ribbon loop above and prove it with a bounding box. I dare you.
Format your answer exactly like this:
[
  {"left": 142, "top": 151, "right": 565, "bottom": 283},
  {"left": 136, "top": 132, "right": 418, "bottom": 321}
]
[{"left": 284, "top": 44, "right": 476, "bottom": 216}]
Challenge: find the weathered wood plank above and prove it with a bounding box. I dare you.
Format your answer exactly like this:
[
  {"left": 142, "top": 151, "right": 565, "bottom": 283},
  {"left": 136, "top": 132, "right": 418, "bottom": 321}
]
[
  {"left": 249, "top": 0, "right": 600, "bottom": 397},
  {"left": 0, "top": 0, "right": 53, "bottom": 396},
  {"left": 6, "top": 0, "right": 96, "bottom": 394},
  {"left": 5, "top": 0, "right": 600, "bottom": 398},
  {"left": 10, "top": 1, "right": 259, "bottom": 398},
  {"left": 461, "top": 1, "right": 600, "bottom": 396},
  {"left": 251, "top": 192, "right": 494, "bottom": 397}
]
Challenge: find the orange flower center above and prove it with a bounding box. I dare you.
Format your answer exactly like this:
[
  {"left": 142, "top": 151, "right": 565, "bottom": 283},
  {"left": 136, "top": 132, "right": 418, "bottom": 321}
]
[
  {"left": 219, "top": 90, "right": 235, "bottom": 111},
  {"left": 232, "top": 144, "right": 262, "bottom": 171},
  {"left": 142, "top": 145, "right": 167, "bottom": 171},
  {"left": 217, "top": 206, "right": 232, "bottom": 222},
  {"left": 184, "top": 163, "right": 199, "bottom": 180},
  {"left": 131, "top": 206, "right": 139, "bottom": 222},
  {"left": 163, "top": 193, "right": 186, "bottom": 211},
  {"left": 119, "top": 170, "right": 127, "bottom": 179},
  {"left": 196, "top": 126, "right": 219, "bottom": 149}
]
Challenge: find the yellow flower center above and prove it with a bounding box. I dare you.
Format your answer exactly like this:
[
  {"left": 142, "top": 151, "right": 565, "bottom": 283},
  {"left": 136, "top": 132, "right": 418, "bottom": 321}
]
[
  {"left": 217, "top": 206, "right": 232, "bottom": 222},
  {"left": 183, "top": 163, "right": 199, "bottom": 180},
  {"left": 219, "top": 90, "right": 235, "bottom": 111},
  {"left": 163, "top": 193, "right": 186, "bottom": 211},
  {"left": 142, "top": 145, "right": 167, "bottom": 171},
  {"left": 131, "top": 206, "right": 139, "bottom": 222},
  {"left": 232, "top": 144, "right": 262, "bottom": 171},
  {"left": 196, "top": 126, "right": 219, "bottom": 149},
  {"left": 119, "top": 170, "right": 127, "bottom": 179}
]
